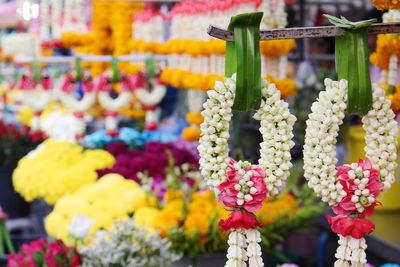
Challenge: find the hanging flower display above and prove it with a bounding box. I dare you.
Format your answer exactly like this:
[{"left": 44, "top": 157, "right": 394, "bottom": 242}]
[
  {"left": 97, "top": 69, "right": 133, "bottom": 134},
  {"left": 199, "top": 75, "right": 296, "bottom": 266},
  {"left": 303, "top": 14, "right": 398, "bottom": 265},
  {"left": 370, "top": 10, "right": 400, "bottom": 115},
  {"left": 17, "top": 72, "right": 55, "bottom": 133},
  {"left": 60, "top": 71, "right": 96, "bottom": 139},
  {"left": 304, "top": 79, "right": 397, "bottom": 266},
  {"left": 134, "top": 70, "right": 167, "bottom": 131}
]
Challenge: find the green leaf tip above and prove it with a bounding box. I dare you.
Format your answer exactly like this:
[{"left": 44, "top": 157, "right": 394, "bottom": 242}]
[{"left": 225, "top": 12, "right": 263, "bottom": 111}]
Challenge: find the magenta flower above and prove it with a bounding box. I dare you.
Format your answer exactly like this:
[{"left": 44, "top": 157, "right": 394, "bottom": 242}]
[
  {"left": 218, "top": 159, "right": 267, "bottom": 213},
  {"left": 333, "top": 158, "right": 383, "bottom": 217}
]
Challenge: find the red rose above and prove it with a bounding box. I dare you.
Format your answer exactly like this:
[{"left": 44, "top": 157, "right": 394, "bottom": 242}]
[
  {"left": 326, "top": 215, "right": 375, "bottom": 239},
  {"left": 219, "top": 211, "right": 263, "bottom": 231}
]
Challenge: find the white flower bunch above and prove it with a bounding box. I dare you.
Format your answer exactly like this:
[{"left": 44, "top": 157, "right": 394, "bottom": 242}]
[
  {"left": 198, "top": 75, "right": 236, "bottom": 188},
  {"left": 362, "top": 84, "right": 398, "bottom": 190},
  {"left": 383, "top": 9, "right": 400, "bottom": 23},
  {"left": 334, "top": 235, "right": 367, "bottom": 267},
  {"left": 226, "top": 229, "right": 248, "bottom": 267},
  {"left": 199, "top": 75, "right": 296, "bottom": 195},
  {"left": 79, "top": 219, "right": 181, "bottom": 267},
  {"left": 245, "top": 229, "right": 263, "bottom": 267},
  {"left": 303, "top": 79, "right": 348, "bottom": 206},
  {"left": 254, "top": 80, "right": 296, "bottom": 196}
]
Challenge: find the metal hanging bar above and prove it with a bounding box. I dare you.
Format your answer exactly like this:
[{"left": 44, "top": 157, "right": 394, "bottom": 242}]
[{"left": 207, "top": 22, "right": 400, "bottom": 41}]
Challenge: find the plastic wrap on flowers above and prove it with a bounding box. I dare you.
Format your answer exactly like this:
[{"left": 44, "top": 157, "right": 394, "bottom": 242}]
[
  {"left": 12, "top": 139, "right": 115, "bottom": 204},
  {"left": 45, "top": 173, "right": 152, "bottom": 246},
  {"left": 81, "top": 127, "right": 179, "bottom": 149}
]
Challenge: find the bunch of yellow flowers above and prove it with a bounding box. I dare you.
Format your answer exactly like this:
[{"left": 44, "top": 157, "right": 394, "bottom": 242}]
[
  {"left": 12, "top": 139, "right": 115, "bottom": 204},
  {"left": 45, "top": 173, "right": 153, "bottom": 246},
  {"left": 134, "top": 190, "right": 229, "bottom": 241}
]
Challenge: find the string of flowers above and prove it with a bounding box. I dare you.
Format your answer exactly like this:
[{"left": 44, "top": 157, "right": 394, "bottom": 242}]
[
  {"left": 370, "top": 9, "right": 400, "bottom": 115},
  {"left": 97, "top": 71, "right": 133, "bottom": 133},
  {"left": 60, "top": 72, "right": 96, "bottom": 139},
  {"left": 303, "top": 79, "right": 397, "bottom": 266},
  {"left": 199, "top": 74, "right": 296, "bottom": 266}
]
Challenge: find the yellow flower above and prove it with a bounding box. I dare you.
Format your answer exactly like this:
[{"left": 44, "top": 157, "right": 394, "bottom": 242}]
[
  {"left": 371, "top": 0, "right": 400, "bottom": 10},
  {"left": 134, "top": 207, "right": 160, "bottom": 230},
  {"left": 45, "top": 174, "right": 145, "bottom": 246},
  {"left": 164, "top": 189, "right": 185, "bottom": 202},
  {"left": 265, "top": 77, "right": 297, "bottom": 99},
  {"left": 186, "top": 112, "right": 204, "bottom": 126},
  {"left": 260, "top": 39, "right": 296, "bottom": 58},
  {"left": 184, "top": 212, "right": 210, "bottom": 235},
  {"left": 13, "top": 139, "right": 115, "bottom": 204},
  {"left": 153, "top": 209, "right": 180, "bottom": 237},
  {"left": 163, "top": 199, "right": 185, "bottom": 221},
  {"left": 182, "top": 127, "right": 201, "bottom": 142},
  {"left": 255, "top": 193, "right": 298, "bottom": 225}
]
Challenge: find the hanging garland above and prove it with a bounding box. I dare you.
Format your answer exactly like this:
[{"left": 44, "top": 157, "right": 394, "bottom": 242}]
[
  {"left": 17, "top": 73, "right": 54, "bottom": 132},
  {"left": 304, "top": 15, "right": 398, "bottom": 266},
  {"left": 60, "top": 72, "right": 96, "bottom": 138},
  {"left": 134, "top": 72, "right": 167, "bottom": 131},
  {"left": 199, "top": 75, "right": 296, "bottom": 266},
  {"left": 182, "top": 90, "right": 205, "bottom": 141},
  {"left": 97, "top": 71, "right": 133, "bottom": 133}
]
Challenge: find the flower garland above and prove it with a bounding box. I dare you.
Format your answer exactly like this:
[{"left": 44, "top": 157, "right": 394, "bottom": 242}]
[
  {"left": 40, "top": 0, "right": 50, "bottom": 41},
  {"left": 198, "top": 74, "right": 296, "bottom": 266},
  {"left": 134, "top": 73, "right": 167, "bottom": 131},
  {"left": 370, "top": 10, "right": 400, "bottom": 115},
  {"left": 60, "top": 72, "right": 96, "bottom": 138},
  {"left": 371, "top": 0, "right": 400, "bottom": 10},
  {"left": 303, "top": 79, "right": 397, "bottom": 266},
  {"left": 182, "top": 90, "right": 205, "bottom": 141},
  {"left": 17, "top": 74, "right": 54, "bottom": 132},
  {"left": 97, "top": 73, "right": 133, "bottom": 133}
]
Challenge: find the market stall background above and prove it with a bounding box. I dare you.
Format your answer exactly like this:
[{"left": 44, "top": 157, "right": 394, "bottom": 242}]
[{"left": 0, "top": 0, "right": 399, "bottom": 266}]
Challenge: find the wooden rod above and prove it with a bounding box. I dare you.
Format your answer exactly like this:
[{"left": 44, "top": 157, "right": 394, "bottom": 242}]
[{"left": 207, "top": 22, "right": 400, "bottom": 41}]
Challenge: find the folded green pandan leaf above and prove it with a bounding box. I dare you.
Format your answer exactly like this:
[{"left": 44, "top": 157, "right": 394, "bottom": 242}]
[
  {"left": 225, "top": 12, "right": 263, "bottom": 111},
  {"left": 75, "top": 57, "right": 83, "bottom": 82},
  {"left": 324, "top": 14, "right": 376, "bottom": 115},
  {"left": 32, "top": 58, "right": 41, "bottom": 84},
  {"left": 111, "top": 57, "right": 120, "bottom": 83},
  {"left": 145, "top": 56, "right": 156, "bottom": 80}
]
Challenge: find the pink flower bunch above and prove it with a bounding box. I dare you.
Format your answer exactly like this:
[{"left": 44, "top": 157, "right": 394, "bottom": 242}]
[
  {"left": 326, "top": 158, "right": 384, "bottom": 239},
  {"left": 8, "top": 239, "right": 81, "bottom": 267},
  {"left": 334, "top": 158, "right": 383, "bottom": 217},
  {"left": 218, "top": 159, "right": 267, "bottom": 212},
  {"left": 218, "top": 159, "right": 267, "bottom": 231}
]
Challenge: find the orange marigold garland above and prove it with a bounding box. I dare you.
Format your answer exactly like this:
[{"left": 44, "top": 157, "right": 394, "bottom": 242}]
[{"left": 371, "top": 0, "right": 400, "bottom": 10}]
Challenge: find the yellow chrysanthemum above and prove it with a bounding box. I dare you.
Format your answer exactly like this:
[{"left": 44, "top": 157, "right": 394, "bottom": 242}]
[
  {"left": 45, "top": 173, "right": 146, "bottom": 245},
  {"left": 134, "top": 207, "right": 160, "bottom": 230},
  {"left": 13, "top": 139, "right": 115, "bottom": 204}
]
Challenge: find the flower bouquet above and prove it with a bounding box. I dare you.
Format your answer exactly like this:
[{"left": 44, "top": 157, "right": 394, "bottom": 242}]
[
  {"left": 79, "top": 219, "right": 181, "bottom": 267},
  {"left": 7, "top": 238, "right": 81, "bottom": 267},
  {"left": 0, "top": 121, "right": 44, "bottom": 168}
]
